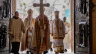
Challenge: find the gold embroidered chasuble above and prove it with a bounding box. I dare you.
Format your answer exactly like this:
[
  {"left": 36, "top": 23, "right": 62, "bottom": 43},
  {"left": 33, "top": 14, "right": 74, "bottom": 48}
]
[{"left": 32, "top": 15, "right": 50, "bottom": 54}]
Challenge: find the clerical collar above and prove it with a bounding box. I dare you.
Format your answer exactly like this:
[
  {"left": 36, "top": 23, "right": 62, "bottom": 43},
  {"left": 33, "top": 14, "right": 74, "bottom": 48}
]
[{"left": 13, "top": 16, "right": 19, "bottom": 19}]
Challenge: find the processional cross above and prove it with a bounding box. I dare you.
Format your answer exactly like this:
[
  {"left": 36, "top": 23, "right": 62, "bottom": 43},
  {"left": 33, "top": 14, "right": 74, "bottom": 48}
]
[
  {"left": 33, "top": 0, "right": 50, "bottom": 47},
  {"left": 33, "top": 0, "right": 50, "bottom": 15},
  {"left": 33, "top": 0, "right": 50, "bottom": 53}
]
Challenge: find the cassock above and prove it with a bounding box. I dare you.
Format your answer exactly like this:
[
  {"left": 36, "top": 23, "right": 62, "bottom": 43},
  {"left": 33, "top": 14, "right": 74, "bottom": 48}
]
[
  {"left": 51, "top": 18, "right": 65, "bottom": 53},
  {"left": 21, "top": 18, "right": 35, "bottom": 51},
  {"left": 8, "top": 17, "right": 25, "bottom": 53},
  {"left": 32, "top": 15, "right": 50, "bottom": 53}
]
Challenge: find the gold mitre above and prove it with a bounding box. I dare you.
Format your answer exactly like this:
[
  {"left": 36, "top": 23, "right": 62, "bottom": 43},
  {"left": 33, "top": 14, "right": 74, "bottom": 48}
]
[{"left": 27, "top": 9, "right": 33, "bottom": 13}]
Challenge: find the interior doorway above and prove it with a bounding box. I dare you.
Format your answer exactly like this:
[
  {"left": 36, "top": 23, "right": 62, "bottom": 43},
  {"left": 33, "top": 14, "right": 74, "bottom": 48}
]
[
  {"left": 0, "top": 0, "right": 91, "bottom": 54},
  {"left": 16, "top": 0, "right": 74, "bottom": 54}
]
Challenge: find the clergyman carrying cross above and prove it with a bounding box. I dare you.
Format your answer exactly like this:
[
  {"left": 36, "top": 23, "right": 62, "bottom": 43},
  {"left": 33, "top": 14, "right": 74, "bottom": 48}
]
[{"left": 32, "top": 0, "right": 51, "bottom": 54}]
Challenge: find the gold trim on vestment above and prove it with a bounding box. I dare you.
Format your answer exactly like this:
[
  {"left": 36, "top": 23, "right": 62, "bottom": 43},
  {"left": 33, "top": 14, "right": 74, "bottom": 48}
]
[
  {"left": 53, "top": 37, "right": 64, "bottom": 39},
  {"left": 53, "top": 34, "right": 65, "bottom": 36},
  {"left": 53, "top": 46, "right": 64, "bottom": 53},
  {"left": 54, "top": 50, "right": 64, "bottom": 53},
  {"left": 53, "top": 46, "right": 64, "bottom": 48},
  {"left": 53, "top": 33, "right": 65, "bottom": 34},
  {"left": 28, "top": 36, "right": 32, "bottom": 38}
]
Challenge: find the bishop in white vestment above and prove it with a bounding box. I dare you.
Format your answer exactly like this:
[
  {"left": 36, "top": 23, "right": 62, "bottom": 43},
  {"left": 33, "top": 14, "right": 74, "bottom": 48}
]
[{"left": 21, "top": 9, "right": 35, "bottom": 54}]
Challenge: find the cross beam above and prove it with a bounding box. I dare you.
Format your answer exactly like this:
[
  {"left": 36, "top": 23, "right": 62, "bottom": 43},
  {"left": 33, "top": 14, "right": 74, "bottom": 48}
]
[{"left": 33, "top": 0, "right": 50, "bottom": 15}]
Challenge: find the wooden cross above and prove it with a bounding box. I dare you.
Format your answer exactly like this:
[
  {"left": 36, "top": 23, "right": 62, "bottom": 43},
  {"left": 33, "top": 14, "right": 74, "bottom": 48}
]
[{"left": 33, "top": 0, "right": 50, "bottom": 15}]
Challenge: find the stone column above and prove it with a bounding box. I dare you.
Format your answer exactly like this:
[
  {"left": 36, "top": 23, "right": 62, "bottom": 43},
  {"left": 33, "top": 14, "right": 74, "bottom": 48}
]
[{"left": 70, "top": 0, "right": 74, "bottom": 52}]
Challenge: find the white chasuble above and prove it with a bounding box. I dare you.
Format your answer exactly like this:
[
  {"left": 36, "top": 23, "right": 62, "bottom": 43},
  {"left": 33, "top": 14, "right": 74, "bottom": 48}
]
[
  {"left": 63, "top": 22, "right": 71, "bottom": 49},
  {"left": 52, "top": 18, "right": 65, "bottom": 52},
  {"left": 21, "top": 18, "right": 35, "bottom": 51}
]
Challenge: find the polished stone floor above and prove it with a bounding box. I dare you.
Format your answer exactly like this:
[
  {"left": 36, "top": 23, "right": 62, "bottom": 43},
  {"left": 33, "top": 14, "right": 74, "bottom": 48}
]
[
  {"left": 0, "top": 47, "right": 89, "bottom": 54},
  {"left": 0, "top": 47, "right": 74, "bottom": 54},
  {"left": 19, "top": 49, "right": 74, "bottom": 54}
]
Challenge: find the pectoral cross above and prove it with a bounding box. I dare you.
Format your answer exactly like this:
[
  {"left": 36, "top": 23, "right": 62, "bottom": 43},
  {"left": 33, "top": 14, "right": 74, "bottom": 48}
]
[{"left": 33, "top": 0, "right": 50, "bottom": 15}]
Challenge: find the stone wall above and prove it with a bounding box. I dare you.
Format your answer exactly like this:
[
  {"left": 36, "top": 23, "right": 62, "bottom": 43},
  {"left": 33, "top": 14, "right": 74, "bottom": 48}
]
[
  {"left": 74, "top": 0, "right": 90, "bottom": 54},
  {"left": 0, "top": 0, "right": 10, "bottom": 52}
]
